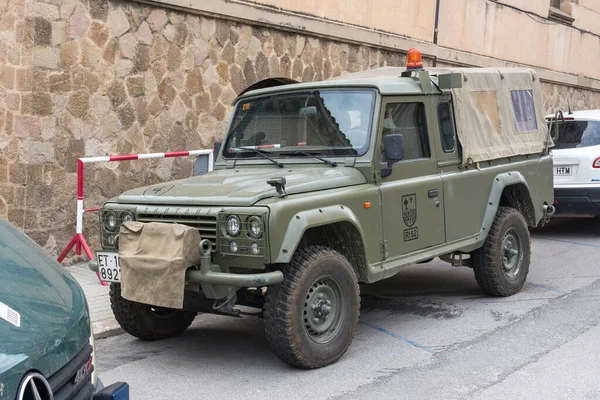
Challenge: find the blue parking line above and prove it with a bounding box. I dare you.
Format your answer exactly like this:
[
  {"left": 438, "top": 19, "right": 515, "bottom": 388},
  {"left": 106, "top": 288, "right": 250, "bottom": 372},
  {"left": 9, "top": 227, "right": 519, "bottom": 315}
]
[
  {"left": 536, "top": 237, "right": 600, "bottom": 249},
  {"left": 528, "top": 283, "right": 569, "bottom": 294},
  {"left": 361, "top": 322, "right": 437, "bottom": 355}
]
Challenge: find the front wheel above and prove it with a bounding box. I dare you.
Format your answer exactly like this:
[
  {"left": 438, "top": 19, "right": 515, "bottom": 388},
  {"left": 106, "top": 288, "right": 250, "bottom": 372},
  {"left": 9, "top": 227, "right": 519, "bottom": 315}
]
[
  {"left": 109, "top": 283, "right": 197, "bottom": 340},
  {"left": 263, "top": 246, "right": 360, "bottom": 368},
  {"left": 472, "top": 206, "right": 531, "bottom": 297}
]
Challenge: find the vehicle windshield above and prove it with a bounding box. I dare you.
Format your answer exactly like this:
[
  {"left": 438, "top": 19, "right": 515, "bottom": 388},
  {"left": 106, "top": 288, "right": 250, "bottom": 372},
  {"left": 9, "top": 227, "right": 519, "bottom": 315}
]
[
  {"left": 223, "top": 89, "right": 376, "bottom": 159},
  {"left": 550, "top": 120, "right": 600, "bottom": 149}
]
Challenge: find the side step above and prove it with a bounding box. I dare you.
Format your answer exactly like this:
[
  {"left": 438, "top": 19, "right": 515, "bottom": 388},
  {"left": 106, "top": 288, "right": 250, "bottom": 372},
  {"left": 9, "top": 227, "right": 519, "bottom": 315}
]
[{"left": 439, "top": 252, "right": 472, "bottom": 268}]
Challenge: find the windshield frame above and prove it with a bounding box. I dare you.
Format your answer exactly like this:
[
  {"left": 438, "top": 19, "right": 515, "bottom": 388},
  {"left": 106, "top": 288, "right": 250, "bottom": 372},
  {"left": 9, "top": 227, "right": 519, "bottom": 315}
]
[{"left": 222, "top": 88, "right": 378, "bottom": 161}]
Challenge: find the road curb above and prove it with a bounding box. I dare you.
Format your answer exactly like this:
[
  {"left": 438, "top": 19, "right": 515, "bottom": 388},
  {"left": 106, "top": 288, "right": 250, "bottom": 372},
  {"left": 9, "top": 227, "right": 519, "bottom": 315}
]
[{"left": 93, "top": 317, "right": 124, "bottom": 339}]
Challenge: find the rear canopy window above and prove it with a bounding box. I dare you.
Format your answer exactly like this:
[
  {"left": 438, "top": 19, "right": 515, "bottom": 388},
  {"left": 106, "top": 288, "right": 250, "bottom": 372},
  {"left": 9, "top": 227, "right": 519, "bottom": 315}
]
[
  {"left": 551, "top": 121, "right": 600, "bottom": 149},
  {"left": 470, "top": 91, "right": 501, "bottom": 134},
  {"left": 511, "top": 90, "right": 538, "bottom": 132}
]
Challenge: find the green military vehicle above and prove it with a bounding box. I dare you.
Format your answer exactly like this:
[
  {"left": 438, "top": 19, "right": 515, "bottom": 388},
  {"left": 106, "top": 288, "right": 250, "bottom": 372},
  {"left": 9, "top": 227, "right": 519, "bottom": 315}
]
[{"left": 90, "top": 49, "right": 555, "bottom": 368}]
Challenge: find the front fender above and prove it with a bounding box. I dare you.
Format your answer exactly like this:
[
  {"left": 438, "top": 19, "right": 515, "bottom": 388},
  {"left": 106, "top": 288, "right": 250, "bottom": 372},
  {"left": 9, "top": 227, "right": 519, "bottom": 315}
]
[{"left": 272, "top": 205, "right": 365, "bottom": 264}]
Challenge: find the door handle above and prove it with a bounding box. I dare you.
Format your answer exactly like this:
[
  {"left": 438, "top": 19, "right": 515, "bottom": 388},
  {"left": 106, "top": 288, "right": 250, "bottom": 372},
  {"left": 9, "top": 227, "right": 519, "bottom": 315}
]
[{"left": 428, "top": 189, "right": 439, "bottom": 198}]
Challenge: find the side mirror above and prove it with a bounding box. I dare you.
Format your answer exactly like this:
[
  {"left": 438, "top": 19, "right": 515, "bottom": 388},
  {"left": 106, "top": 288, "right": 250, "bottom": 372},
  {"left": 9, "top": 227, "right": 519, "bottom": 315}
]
[
  {"left": 299, "top": 106, "right": 317, "bottom": 117},
  {"left": 194, "top": 141, "right": 221, "bottom": 176},
  {"left": 548, "top": 120, "right": 563, "bottom": 141},
  {"left": 382, "top": 134, "right": 404, "bottom": 178},
  {"left": 438, "top": 73, "right": 463, "bottom": 90},
  {"left": 213, "top": 141, "right": 222, "bottom": 156}
]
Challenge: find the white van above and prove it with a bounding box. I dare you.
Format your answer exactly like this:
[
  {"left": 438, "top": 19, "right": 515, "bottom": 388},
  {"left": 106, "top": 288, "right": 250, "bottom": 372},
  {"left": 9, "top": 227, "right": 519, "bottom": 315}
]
[{"left": 547, "top": 110, "right": 600, "bottom": 216}]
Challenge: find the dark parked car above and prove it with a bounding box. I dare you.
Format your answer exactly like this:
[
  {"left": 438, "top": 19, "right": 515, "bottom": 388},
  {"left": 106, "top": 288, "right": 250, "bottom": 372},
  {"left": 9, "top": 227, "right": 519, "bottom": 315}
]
[{"left": 0, "top": 216, "right": 129, "bottom": 400}]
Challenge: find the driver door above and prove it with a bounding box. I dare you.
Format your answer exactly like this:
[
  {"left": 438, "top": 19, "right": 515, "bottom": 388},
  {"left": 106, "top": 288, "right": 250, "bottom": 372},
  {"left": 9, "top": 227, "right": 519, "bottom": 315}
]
[{"left": 378, "top": 98, "right": 445, "bottom": 259}]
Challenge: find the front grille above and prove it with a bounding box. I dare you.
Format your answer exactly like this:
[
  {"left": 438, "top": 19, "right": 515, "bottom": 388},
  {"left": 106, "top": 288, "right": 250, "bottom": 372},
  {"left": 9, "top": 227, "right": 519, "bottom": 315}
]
[
  {"left": 48, "top": 344, "right": 94, "bottom": 400},
  {"left": 137, "top": 213, "right": 218, "bottom": 250}
]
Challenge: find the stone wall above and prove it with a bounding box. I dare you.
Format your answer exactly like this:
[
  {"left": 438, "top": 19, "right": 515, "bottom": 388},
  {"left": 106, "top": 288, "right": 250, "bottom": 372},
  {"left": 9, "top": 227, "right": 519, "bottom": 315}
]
[
  {"left": 542, "top": 81, "right": 600, "bottom": 114},
  {"left": 0, "top": 0, "right": 599, "bottom": 261}
]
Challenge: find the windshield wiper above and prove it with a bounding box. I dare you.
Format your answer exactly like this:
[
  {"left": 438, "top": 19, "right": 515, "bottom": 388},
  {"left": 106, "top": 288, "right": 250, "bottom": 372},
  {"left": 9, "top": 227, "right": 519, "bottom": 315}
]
[
  {"left": 234, "top": 147, "right": 284, "bottom": 168},
  {"left": 288, "top": 151, "right": 337, "bottom": 167}
]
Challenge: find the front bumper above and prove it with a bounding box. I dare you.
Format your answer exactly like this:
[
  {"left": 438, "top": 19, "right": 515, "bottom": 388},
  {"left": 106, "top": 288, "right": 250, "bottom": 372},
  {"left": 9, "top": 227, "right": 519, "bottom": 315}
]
[
  {"left": 185, "top": 269, "right": 283, "bottom": 286},
  {"left": 554, "top": 186, "right": 600, "bottom": 215},
  {"left": 88, "top": 259, "right": 284, "bottom": 288}
]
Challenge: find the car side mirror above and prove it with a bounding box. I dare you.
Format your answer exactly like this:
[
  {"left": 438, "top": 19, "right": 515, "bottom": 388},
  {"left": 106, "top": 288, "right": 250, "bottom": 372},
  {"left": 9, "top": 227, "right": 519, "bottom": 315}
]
[
  {"left": 549, "top": 121, "right": 562, "bottom": 141},
  {"left": 382, "top": 134, "right": 404, "bottom": 177},
  {"left": 299, "top": 106, "right": 317, "bottom": 117},
  {"left": 194, "top": 141, "right": 221, "bottom": 176},
  {"left": 213, "top": 141, "right": 222, "bottom": 156}
]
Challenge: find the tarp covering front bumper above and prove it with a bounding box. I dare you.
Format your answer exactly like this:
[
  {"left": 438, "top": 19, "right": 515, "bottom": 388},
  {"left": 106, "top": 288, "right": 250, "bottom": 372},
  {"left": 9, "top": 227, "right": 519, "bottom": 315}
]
[{"left": 119, "top": 221, "right": 201, "bottom": 309}]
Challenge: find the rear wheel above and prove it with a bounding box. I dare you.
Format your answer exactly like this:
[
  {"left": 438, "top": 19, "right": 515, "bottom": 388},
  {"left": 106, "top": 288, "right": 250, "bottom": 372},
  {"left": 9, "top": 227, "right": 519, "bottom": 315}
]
[
  {"left": 109, "top": 283, "right": 197, "bottom": 340},
  {"left": 472, "top": 207, "right": 530, "bottom": 297},
  {"left": 263, "top": 246, "right": 360, "bottom": 368}
]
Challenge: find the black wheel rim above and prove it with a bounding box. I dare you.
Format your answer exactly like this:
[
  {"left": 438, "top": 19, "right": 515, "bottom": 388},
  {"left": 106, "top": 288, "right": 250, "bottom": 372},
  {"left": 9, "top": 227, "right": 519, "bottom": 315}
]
[
  {"left": 501, "top": 227, "right": 523, "bottom": 278},
  {"left": 302, "top": 275, "right": 345, "bottom": 344}
]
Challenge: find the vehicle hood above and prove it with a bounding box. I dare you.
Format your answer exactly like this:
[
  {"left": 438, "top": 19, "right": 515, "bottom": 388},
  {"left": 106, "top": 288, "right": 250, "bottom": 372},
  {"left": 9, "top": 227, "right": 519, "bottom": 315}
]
[
  {"left": 0, "top": 218, "right": 90, "bottom": 396},
  {"left": 116, "top": 166, "right": 367, "bottom": 206}
]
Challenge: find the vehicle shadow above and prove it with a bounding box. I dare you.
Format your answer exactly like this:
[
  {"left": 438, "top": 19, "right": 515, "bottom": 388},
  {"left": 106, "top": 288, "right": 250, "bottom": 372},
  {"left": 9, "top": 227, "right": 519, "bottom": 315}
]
[
  {"left": 358, "top": 262, "right": 482, "bottom": 318},
  {"left": 360, "top": 262, "right": 480, "bottom": 297}
]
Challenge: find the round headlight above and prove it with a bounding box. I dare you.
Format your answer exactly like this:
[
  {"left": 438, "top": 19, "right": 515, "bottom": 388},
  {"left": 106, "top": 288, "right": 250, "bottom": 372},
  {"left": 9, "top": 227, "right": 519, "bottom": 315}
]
[
  {"left": 122, "top": 212, "right": 134, "bottom": 223},
  {"left": 105, "top": 211, "right": 117, "bottom": 231},
  {"left": 229, "top": 241, "right": 238, "bottom": 253},
  {"left": 248, "top": 216, "right": 263, "bottom": 238},
  {"left": 250, "top": 242, "right": 260, "bottom": 255},
  {"left": 226, "top": 215, "right": 241, "bottom": 236}
]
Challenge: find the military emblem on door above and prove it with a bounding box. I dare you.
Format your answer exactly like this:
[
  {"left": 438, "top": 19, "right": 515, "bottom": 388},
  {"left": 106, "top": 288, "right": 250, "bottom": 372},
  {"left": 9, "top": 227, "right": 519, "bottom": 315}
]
[{"left": 402, "top": 194, "right": 417, "bottom": 227}]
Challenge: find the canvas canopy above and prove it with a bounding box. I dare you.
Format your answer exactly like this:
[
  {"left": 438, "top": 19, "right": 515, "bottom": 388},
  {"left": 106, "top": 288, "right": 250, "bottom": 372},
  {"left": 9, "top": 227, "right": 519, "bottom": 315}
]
[{"left": 431, "top": 67, "right": 551, "bottom": 164}]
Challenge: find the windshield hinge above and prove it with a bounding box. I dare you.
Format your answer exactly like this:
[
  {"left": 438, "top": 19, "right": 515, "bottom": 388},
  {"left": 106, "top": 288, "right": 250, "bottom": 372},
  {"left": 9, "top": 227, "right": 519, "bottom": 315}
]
[{"left": 380, "top": 240, "right": 388, "bottom": 259}]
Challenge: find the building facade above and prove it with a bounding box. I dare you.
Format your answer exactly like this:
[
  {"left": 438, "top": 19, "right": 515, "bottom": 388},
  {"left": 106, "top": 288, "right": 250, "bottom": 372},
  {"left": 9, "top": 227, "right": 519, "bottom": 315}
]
[{"left": 0, "top": 0, "right": 599, "bottom": 257}]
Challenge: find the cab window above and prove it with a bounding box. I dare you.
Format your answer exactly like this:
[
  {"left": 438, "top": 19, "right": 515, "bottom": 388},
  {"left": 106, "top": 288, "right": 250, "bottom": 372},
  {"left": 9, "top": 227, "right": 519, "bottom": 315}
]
[
  {"left": 381, "top": 102, "right": 430, "bottom": 162},
  {"left": 438, "top": 101, "right": 456, "bottom": 152}
]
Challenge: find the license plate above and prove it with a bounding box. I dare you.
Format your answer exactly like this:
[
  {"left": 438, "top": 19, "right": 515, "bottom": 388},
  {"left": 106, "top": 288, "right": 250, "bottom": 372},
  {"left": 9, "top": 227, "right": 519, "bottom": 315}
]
[
  {"left": 97, "top": 252, "right": 121, "bottom": 282},
  {"left": 554, "top": 166, "right": 572, "bottom": 176}
]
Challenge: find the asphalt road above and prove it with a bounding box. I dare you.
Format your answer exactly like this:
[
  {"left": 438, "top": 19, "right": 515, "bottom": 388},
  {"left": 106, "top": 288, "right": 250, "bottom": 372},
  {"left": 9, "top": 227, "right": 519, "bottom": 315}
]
[{"left": 96, "top": 217, "right": 600, "bottom": 400}]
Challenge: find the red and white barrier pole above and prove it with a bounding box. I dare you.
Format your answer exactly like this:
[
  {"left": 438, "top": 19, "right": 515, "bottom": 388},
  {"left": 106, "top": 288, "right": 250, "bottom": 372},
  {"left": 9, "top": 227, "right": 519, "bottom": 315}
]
[{"left": 57, "top": 149, "right": 214, "bottom": 285}]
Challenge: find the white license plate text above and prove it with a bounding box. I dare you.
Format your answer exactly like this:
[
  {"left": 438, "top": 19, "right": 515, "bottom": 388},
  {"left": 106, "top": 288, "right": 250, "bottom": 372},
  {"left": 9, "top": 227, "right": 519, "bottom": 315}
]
[
  {"left": 97, "top": 252, "right": 121, "bottom": 282},
  {"left": 554, "top": 166, "right": 572, "bottom": 176}
]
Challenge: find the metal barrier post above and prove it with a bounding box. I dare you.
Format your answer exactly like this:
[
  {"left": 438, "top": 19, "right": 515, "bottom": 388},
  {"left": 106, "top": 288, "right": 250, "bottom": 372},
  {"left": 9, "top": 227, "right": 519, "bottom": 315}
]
[{"left": 57, "top": 149, "right": 214, "bottom": 285}]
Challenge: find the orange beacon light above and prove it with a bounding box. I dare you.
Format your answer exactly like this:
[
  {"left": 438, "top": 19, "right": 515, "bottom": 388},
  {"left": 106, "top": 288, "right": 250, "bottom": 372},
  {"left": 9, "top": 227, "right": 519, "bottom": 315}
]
[{"left": 406, "top": 48, "right": 424, "bottom": 69}]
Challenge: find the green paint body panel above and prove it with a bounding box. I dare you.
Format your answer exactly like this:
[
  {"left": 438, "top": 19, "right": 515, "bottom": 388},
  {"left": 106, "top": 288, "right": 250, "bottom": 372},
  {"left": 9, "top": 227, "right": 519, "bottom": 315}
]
[
  {"left": 96, "top": 69, "right": 554, "bottom": 298},
  {"left": 116, "top": 167, "right": 368, "bottom": 207},
  {"left": 0, "top": 217, "right": 91, "bottom": 399}
]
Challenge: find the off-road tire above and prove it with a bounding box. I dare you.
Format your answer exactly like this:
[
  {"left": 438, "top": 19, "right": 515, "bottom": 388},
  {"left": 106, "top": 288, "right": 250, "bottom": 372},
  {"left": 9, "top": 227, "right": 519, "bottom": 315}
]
[
  {"left": 263, "top": 246, "right": 360, "bottom": 368},
  {"left": 472, "top": 206, "right": 531, "bottom": 297},
  {"left": 109, "top": 283, "right": 197, "bottom": 340}
]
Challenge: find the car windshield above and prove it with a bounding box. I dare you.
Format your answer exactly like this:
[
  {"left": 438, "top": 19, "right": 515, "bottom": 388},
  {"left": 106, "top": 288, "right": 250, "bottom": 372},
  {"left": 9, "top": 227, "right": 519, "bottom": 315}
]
[
  {"left": 223, "top": 89, "right": 376, "bottom": 159},
  {"left": 550, "top": 120, "right": 600, "bottom": 149}
]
